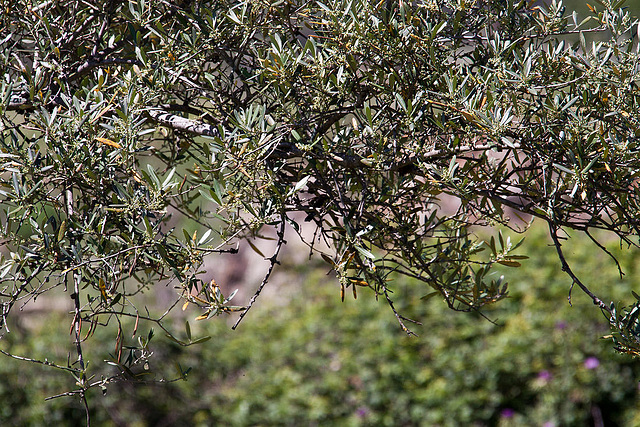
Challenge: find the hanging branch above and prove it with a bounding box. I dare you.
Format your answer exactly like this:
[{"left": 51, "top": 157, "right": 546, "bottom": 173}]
[
  {"left": 70, "top": 272, "right": 90, "bottom": 426},
  {"left": 547, "top": 221, "right": 612, "bottom": 315},
  {"left": 232, "top": 217, "right": 287, "bottom": 330}
]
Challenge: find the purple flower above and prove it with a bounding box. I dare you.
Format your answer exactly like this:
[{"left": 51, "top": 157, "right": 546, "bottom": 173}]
[
  {"left": 555, "top": 321, "right": 567, "bottom": 330},
  {"left": 537, "top": 370, "right": 552, "bottom": 382},
  {"left": 543, "top": 422, "right": 556, "bottom": 427},
  {"left": 500, "top": 408, "right": 515, "bottom": 418},
  {"left": 584, "top": 356, "right": 600, "bottom": 370},
  {"left": 356, "top": 407, "right": 368, "bottom": 418}
]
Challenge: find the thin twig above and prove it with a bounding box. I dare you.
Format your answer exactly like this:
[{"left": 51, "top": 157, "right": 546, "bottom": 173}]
[
  {"left": 0, "top": 348, "right": 81, "bottom": 373},
  {"left": 547, "top": 221, "right": 611, "bottom": 314},
  {"left": 369, "top": 271, "right": 420, "bottom": 336},
  {"left": 0, "top": 262, "right": 49, "bottom": 332},
  {"left": 232, "top": 218, "right": 286, "bottom": 330},
  {"left": 585, "top": 228, "right": 624, "bottom": 279},
  {"left": 71, "top": 273, "right": 90, "bottom": 426}
]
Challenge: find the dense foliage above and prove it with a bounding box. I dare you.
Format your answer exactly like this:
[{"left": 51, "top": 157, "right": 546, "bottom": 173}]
[{"left": 3, "top": 0, "right": 640, "bottom": 418}]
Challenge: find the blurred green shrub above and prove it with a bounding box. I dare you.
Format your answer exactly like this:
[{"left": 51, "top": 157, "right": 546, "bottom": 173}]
[{"left": 1, "top": 225, "right": 639, "bottom": 426}]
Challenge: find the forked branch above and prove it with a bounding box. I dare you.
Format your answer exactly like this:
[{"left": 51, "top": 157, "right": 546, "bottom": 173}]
[{"left": 547, "top": 221, "right": 611, "bottom": 315}]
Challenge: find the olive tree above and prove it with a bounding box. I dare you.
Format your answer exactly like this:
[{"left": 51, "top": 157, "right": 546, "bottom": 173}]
[{"left": 3, "top": 0, "right": 640, "bottom": 417}]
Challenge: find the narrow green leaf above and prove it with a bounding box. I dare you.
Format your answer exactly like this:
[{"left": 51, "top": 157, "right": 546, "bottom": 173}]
[
  {"left": 497, "top": 260, "right": 521, "bottom": 267},
  {"left": 190, "top": 336, "right": 212, "bottom": 344},
  {"left": 354, "top": 244, "right": 375, "bottom": 260}
]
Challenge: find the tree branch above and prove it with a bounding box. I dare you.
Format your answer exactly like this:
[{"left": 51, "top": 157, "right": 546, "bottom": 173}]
[
  {"left": 547, "top": 221, "right": 612, "bottom": 314},
  {"left": 146, "top": 109, "right": 219, "bottom": 137},
  {"left": 69, "top": 58, "right": 143, "bottom": 81},
  {"left": 232, "top": 218, "right": 286, "bottom": 330},
  {"left": 0, "top": 262, "right": 49, "bottom": 333},
  {"left": 71, "top": 273, "right": 90, "bottom": 427},
  {"left": 0, "top": 348, "right": 82, "bottom": 374}
]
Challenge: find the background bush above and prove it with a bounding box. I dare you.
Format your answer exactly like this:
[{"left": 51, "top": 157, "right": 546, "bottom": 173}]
[{"left": 1, "top": 224, "right": 639, "bottom": 426}]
